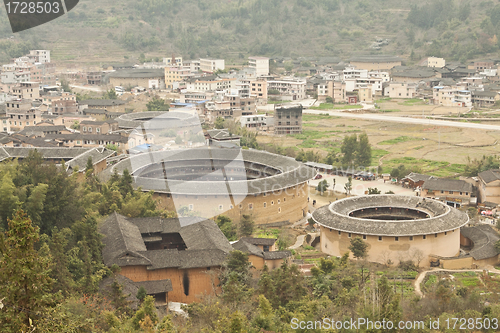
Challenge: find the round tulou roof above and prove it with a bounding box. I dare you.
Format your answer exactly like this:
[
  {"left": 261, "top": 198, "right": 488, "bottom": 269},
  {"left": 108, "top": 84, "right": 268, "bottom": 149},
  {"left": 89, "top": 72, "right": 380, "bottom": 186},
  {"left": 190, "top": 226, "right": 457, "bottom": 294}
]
[
  {"left": 111, "top": 148, "right": 316, "bottom": 195},
  {"left": 312, "top": 195, "right": 469, "bottom": 236}
]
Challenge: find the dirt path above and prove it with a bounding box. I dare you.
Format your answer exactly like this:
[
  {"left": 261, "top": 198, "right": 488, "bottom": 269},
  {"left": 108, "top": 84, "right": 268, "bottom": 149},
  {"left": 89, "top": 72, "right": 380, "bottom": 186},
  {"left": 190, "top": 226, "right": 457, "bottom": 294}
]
[{"left": 414, "top": 267, "right": 500, "bottom": 298}]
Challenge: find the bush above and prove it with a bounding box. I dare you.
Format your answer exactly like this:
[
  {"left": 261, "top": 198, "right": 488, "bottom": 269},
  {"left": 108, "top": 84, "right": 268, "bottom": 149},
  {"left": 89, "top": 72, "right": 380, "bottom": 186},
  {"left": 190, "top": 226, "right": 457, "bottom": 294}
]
[{"left": 398, "top": 260, "right": 418, "bottom": 271}]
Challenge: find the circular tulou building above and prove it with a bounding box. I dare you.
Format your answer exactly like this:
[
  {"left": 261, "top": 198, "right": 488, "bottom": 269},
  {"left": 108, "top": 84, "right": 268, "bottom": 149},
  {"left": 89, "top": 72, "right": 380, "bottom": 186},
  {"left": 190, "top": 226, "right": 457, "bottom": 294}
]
[
  {"left": 110, "top": 148, "right": 316, "bottom": 224},
  {"left": 312, "top": 195, "right": 469, "bottom": 266}
]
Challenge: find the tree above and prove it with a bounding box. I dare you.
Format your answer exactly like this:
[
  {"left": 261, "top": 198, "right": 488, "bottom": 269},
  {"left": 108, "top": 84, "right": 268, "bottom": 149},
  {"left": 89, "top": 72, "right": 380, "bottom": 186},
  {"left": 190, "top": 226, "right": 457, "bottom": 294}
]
[
  {"left": 325, "top": 96, "right": 333, "bottom": 104},
  {"left": 495, "top": 240, "right": 500, "bottom": 253},
  {"left": 85, "top": 156, "right": 94, "bottom": 174},
  {"left": 368, "top": 187, "right": 381, "bottom": 195},
  {"left": 175, "top": 135, "right": 183, "bottom": 144},
  {"left": 106, "top": 144, "right": 118, "bottom": 151},
  {"left": 239, "top": 214, "right": 254, "bottom": 237},
  {"left": 146, "top": 96, "right": 169, "bottom": 111},
  {"left": 216, "top": 215, "right": 237, "bottom": 241},
  {"left": 102, "top": 89, "right": 118, "bottom": 99},
  {"left": 136, "top": 286, "right": 147, "bottom": 302},
  {"left": 214, "top": 117, "right": 225, "bottom": 129},
  {"left": 344, "top": 176, "right": 352, "bottom": 195},
  {"left": 341, "top": 134, "right": 358, "bottom": 166},
  {"left": 0, "top": 210, "right": 57, "bottom": 332},
  {"left": 60, "top": 79, "right": 72, "bottom": 93},
  {"left": 348, "top": 237, "right": 368, "bottom": 260},
  {"left": 357, "top": 132, "right": 372, "bottom": 167},
  {"left": 0, "top": 172, "right": 19, "bottom": 230},
  {"left": 316, "top": 179, "right": 329, "bottom": 195},
  {"left": 132, "top": 295, "right": 158, "bottom": 330}
]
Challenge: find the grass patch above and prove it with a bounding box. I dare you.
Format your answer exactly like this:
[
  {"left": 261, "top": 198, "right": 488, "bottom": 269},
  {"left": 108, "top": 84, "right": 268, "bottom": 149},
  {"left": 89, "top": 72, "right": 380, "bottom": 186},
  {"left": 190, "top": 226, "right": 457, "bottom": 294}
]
[
  {"left": 378, "top": 136, "right": 420, "bottom": 145},
  {"left": 256, "top": 228, "right": 280, "bottom": 239},
  {"left": 291, "top": 130, "right": 339, "bottom": 140},
  {"left": 424, "top": 274, "right": 437, "bottom": 289},
  {"left": 267, "top": 100, "right": 292, "bottom": 104},
  {"left": 397, "top": 98, "right": 425, "bottom": 106},
  {"left": 303, "top": 123, "right": 319, "bottom": 127},
  {"left": 310, "top": 103, "right": 363, "bottom": 110},
  {"left": 380, "top": 157, "right": 465, "bottom": 177},
  {"left": 375, "top": 97, "right": 392, "bottom": 103},
  {"left": 414, "top": 145, "right": 425, "bottom": 150},
  {"left": 303, "top": 114, "right": 334, "bottom": 121},
  {"left": 372, "top": 149, "right": 390, "bottom": 161},
  {"left": 461, "top": 277, "right": 479, "bottom": 287}
]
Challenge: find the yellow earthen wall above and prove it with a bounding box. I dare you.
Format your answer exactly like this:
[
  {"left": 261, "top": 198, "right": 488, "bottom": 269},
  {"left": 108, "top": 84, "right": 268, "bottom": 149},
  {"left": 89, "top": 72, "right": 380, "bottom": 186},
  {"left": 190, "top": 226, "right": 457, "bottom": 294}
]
[
  {"left": 152, "top": 182, "right": 309, "bottom": 224},
  {"left": 320, "top": 225, "right": 460, "bottom": 267},
  {"left": 120, "top": 266, "right": 220, "bottom": 303}
]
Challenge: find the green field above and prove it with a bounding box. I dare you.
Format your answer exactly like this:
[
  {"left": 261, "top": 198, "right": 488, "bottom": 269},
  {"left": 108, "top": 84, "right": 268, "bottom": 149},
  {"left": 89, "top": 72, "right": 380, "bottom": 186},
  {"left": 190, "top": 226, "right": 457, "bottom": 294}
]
[
  {"left": 310, "top": 103, "right": 363, "bottom": 110},
  {"left": 378, "top": 136, "right": 421, "bottom": 145},
  {"left": 379, "top": 157, "right": 466, "bottom": 177}
]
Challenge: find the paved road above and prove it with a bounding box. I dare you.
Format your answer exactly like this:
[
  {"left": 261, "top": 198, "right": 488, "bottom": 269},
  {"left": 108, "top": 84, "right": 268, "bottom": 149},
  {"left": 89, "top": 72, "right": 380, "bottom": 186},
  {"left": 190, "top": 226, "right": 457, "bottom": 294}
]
[
  {"left": 289, "top": 234, "right": 306, "bottom": 250},
  {"left": 304, "top": 109, "right": 500, "bottom": 131},
  {"left": 70, "top": 84, "right": 103, "bottom": 92},
  {"left": 309, "top": 174, "right": 415, "bottom": 196}
]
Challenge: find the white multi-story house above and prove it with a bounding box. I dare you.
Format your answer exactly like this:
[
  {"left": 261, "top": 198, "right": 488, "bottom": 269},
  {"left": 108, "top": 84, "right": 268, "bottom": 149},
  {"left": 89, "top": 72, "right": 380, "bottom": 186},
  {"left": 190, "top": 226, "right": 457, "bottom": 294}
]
[
  {"left": 240, "top": 115, "right": 273, "bottom": 128},
  {"left": 200, "top": 58, "right": 225, "bottom": 73},
  {"left": 433, "top": 86, "right": 472, "bottom": 107},
  {"left": 28, "top": 50, "right": 50, "bottom": 64},
  {"left": 267, "top": 78, "right": 306, "bottom": 100},
  {"left": 163, "top": 56, "right": 183, "bottom": 67},
  {"left": 248, "top": 56, "right": 269, "bottom": 77},
  {"left": 385, "top": 82, "right": 418, "bottom": 99},
  {"left": 185, "top": 76, "right": 235, "bottom": 91}
]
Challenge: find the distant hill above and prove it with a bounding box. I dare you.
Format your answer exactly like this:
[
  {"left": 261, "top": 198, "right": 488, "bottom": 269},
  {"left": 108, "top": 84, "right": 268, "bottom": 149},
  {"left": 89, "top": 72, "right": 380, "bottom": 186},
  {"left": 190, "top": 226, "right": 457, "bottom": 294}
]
[{"left": 0, "top": 0, "right": 498, "bottom": 66}]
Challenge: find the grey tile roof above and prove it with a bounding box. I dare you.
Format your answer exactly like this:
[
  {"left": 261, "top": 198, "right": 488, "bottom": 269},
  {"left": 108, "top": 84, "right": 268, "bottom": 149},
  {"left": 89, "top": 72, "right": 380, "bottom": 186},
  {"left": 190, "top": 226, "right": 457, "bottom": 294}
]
[
  {"left": 350, "top": 55, "right": 402, "bottom": 63},
  {"left": 80, "top": 120, "right": 107, "bottom": 125},
  {"left": 44, "top": 133, "right": 129, "bottom": 143},
  {"left": 206, "top": 129, "right": 241, "bottom": 140},
  {"left": 133, "top": 279, "right": 173, "bottom": 294},
  {"left": 140, "top": 249, "right": 181, "bottom": 269},
  {"left": 80, "top": 99, "right": 126, "bottom": 107},
  {"left": 422, "top": 178, "right": 472, "bottom": 192},
  {"left": 180, "top": 219, "right": 235, "bottom": 253},
  {"left": 312, "top": 195, "right": 469, "bottom": 236},
  {"left": 240, "top": 237, "right": 276, "bottom": 246},
  {"left": 461, "top": 225, "right": 500, "bottom": 260},
  {"left": 233, "top": 240, "right": 264, "bottom": 257},
  {"left": 99, "top": 275, "right": 141, "bottom": 310},
  {"left": 1, "top": 147, "right": 91, "bottom": 161},
  {"left": 100, "top": 213, "right": 233, "bottom": 269},
  {"left": 112, "top": 148, "right": 316, "bottom": 195},
  {"left": 19, "top": 125, "right": 67, "bottom": 136},
  {"left": 100, "top": 212, "right": 148, "bottom": 267},
  {"left": 479, "top": 169, "right": 500, "bottom": 184},
  {"left": 83, "top": 108, "right": 108, "bottom": 115},
  {"left": 392, "top": 70, "right": 436, "bottom": 78},
  {"left": 65, "top": 147, "right": 116, "bottom": 172},
  {"left": 178, "top": 249, "right": 229, "bottom": 269},
  {"left": 264, "top": 251, "right": 291, "bottom": 260},
  {"left": 0, "top": 147, "right": 9, "bottom": 161},
  {"left": 402, "top": 172, "right": 432, "bottom": 183},
  {"left": 472, "top": 91, "right": 497, "bottom": 98},
  {"left": 115, "top": 111, "right": 197, "bottom": 129}
]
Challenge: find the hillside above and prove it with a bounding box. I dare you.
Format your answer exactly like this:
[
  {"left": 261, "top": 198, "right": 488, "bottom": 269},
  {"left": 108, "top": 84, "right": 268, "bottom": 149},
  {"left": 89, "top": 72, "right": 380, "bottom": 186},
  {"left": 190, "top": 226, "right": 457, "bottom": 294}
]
[{"left": 0, "top": 0, "right": 498, "bottom": 66}]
